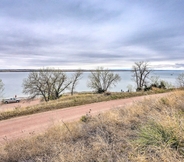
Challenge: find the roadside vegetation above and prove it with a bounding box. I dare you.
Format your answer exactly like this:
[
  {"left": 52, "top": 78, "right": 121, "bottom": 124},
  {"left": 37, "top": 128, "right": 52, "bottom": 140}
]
[
  {"left": 0, "top": 88, "right": 173, "bottom": 121},
  {"left": 0, "top": 90, "right": 183, "bottom": 162}
]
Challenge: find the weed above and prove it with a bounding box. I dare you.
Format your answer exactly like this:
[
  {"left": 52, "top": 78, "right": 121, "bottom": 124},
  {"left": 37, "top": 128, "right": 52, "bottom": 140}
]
[
  {"left": 80, "top": 115, "right": 88, "bottom": 122},
  {"left": 80, "top": 109, "right": 92, "bottom": 122}
]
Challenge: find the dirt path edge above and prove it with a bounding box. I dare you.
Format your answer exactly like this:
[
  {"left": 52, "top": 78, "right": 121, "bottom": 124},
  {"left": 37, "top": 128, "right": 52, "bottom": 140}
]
[{"left": 0, "top": 93, "right": 169, "bottom": 143}]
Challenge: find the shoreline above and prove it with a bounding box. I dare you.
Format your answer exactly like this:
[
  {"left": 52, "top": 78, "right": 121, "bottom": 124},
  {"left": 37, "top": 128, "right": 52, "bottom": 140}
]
[
  {"left": 0, "top": 69, "right": 132, "bottom": 72},
  {"left": 0, "top": 69, "right": 183, "bottom": 73}
]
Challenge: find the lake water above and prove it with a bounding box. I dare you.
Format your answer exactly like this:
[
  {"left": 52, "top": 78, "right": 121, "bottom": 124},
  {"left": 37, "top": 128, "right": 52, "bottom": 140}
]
[{"left": 0, "top": 70, "right": 183, "bottom": 99}]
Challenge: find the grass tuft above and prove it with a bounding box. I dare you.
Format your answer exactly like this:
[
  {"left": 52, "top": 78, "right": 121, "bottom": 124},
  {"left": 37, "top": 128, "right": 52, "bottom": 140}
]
[{"left": 136, "top": 121, "right": 179, "bottom": 148}]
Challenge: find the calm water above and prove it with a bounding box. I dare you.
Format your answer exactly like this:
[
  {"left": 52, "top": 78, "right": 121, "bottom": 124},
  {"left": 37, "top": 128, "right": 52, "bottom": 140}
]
[{"left": 0, "top": 70, "right": 183, "bottom": 98}]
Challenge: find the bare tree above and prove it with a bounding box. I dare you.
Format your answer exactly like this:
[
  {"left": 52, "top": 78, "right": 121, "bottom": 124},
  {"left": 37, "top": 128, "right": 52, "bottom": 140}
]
[
  {"left": 0, "top": 79, "right": 4, "bottom": 98},
  {"left": 70, "top": 70, "right": 83, "bottom": 95},
  {"left": 126, "top": 84, "right": 134, "bottom": 92},
  {"left": 132, "top": 61, "right": 151, "bottom": 91},
  {"left": 22, "top": 69, "right": 72, "bottom": 102},
  {"left": 176, "top": 73, "right": 184, "bottom": 88},
  {"left": 88, "top": 67, "right": 121, "bottom": 93}
]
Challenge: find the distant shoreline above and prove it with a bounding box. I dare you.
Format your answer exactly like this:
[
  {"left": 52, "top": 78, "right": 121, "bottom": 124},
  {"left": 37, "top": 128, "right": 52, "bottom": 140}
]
[
  {"left": 0, "top": 69, "right": 182, "bottom": 72},
  {"left": 0, "top": 69, "right": 132, "bottom": 72}
]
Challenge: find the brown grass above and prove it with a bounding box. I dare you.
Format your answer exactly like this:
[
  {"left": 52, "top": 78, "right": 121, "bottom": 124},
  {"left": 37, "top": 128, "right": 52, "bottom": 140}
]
[
  {"left": 0, "top": 90, "right": 184, "bottom": 161},
  {"left": 0, "top": 89, "right": 173, "bottom": 121}
]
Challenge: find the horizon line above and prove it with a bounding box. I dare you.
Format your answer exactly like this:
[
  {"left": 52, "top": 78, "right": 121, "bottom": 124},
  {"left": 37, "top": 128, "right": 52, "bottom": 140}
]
[{"left": 0, "top": 68, "right": 183, "bottom": 72}]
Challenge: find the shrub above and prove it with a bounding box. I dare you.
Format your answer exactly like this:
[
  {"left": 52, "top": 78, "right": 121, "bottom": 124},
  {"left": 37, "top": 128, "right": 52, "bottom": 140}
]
[
  {"left": 97, "top": 88, "right": 105, "bottom": 93},
  {"left": 136, "top": 121, "right": 179, "bottom": 148}
]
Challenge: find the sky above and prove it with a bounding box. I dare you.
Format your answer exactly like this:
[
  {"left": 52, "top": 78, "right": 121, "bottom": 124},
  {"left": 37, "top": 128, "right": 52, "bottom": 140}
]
[{"left": 0, "top": 0, "right": 184, "bottom": 70}]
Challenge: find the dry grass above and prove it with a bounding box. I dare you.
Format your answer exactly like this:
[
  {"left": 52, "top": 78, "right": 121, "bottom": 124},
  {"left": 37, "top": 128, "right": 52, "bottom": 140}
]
[
  {"left": 0, "top": 89, "right": 172, "bottom": 121},
  {"left": 0, "top": 90, "right": 184, "bottom": 162}
]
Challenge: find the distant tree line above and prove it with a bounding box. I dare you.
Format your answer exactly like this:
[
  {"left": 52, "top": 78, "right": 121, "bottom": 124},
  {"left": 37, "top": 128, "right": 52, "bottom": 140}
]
[{"left": 1, "top": 61, "right": 184, "bottom": 102}]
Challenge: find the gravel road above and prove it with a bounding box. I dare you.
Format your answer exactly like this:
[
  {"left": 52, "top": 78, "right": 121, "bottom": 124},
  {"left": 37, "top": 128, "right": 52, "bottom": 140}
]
[{"left": 0, "top": 93, "right": 169, "bottom": 143}]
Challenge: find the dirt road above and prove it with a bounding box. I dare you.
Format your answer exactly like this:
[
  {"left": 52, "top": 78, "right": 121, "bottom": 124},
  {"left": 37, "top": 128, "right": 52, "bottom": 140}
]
[{"left": 0, "top": 93, "right": 169, "bottom": 143}]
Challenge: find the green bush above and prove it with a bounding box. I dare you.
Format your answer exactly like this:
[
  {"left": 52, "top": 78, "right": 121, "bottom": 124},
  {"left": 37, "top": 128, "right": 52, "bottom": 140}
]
[
  {"left": 80, "top": 115, "right": 88, "bottom": 122},
  {"left": 136, "top": 121, "right": 179, "bottom": 148}
]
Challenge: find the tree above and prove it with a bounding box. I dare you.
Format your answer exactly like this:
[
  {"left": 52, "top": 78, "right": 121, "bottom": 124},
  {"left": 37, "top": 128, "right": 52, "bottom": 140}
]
[
  {"left": 132, "top": 61, "right": 151, "bottom": 91},
  {"left": 87, "top": 67, "right": 121, "bottom": 93},
  {"left": 0, "top": 79, "right": 4, "bottom": 97},
  {"left": 176, "top": 73, "right": 184, "bottom": 88},
  {"left": 126, "top": 84, "right": 134, "bottom": 92},
  {"left": 150, "top": 76, "right": 174, "bottom": 89},
  {"left": 70, "top": 70, "right": 83, "bottom": 95},
  {"left": 22, "top": 69, "right": 72, "bottom": 102},
  {"left": 150, "top": 76, "right": 160, "bottom": 88}
]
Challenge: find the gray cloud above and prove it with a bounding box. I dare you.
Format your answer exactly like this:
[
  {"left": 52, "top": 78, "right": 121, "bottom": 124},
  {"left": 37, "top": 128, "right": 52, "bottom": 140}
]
[
  {"left": 0, "top": 0, "right": 184, "bottom": 69},
  {"left": 175, "top": 64, "right": 184, "bottom": 68}
]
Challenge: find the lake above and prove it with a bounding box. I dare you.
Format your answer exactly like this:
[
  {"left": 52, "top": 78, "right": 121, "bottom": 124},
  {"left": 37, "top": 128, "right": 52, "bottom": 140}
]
[{"left": 0, "top": 70, "right": 183, "bottom": 99}]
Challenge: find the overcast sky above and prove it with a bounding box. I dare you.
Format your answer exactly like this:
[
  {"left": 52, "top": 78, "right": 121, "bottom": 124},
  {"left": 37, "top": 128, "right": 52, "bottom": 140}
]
[{"left": 0, "top": 0, "right": 184, "bottom": 70}]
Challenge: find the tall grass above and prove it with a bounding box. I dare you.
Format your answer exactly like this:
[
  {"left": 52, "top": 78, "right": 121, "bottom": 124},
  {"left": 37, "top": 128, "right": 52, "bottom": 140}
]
[
  {"left": 0, "top": 89, "right": 172, "bottom": 121},
  {"left": 136, "top": 121, "right": 179, "bottom": 147},
  {"left": 0, "top": 90, "right": 183, "bottom": 161}
]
